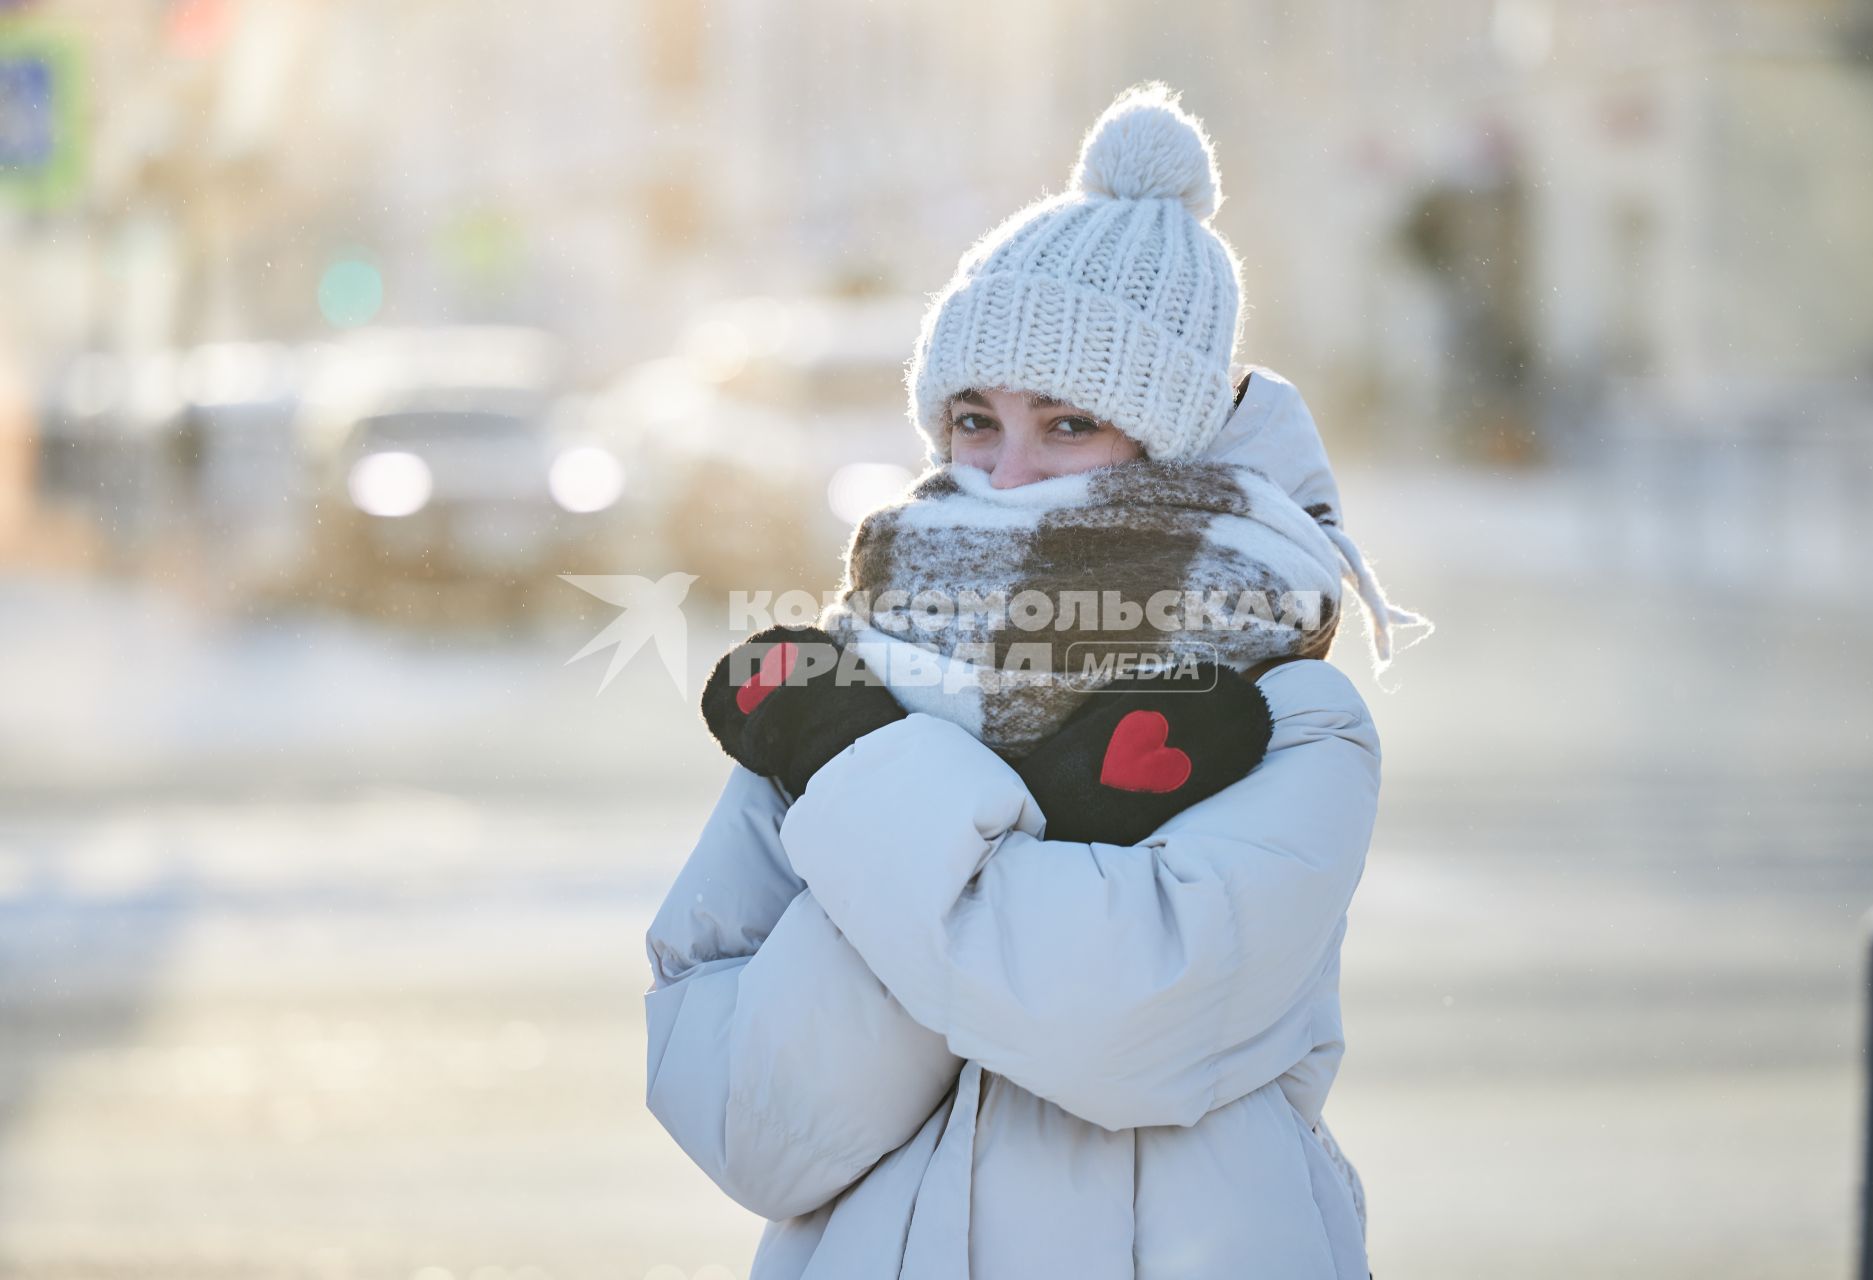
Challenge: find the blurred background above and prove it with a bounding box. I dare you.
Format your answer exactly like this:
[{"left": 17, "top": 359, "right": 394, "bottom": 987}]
[{"left": 0, "top": 0, "right": 1870, "bottom": 1277}]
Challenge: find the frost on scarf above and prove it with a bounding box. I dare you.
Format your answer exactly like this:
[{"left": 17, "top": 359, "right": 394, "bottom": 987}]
[{"left": 819, "top": 458, "right": 1345, "bottom": 756}]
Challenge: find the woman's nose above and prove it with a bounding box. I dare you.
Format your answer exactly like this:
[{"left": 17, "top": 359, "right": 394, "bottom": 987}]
[{"left": 989, "top": 441, "right": 1045, "bottom": 489}]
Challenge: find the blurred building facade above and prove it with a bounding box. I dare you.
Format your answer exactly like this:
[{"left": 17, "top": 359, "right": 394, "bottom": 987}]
[{"left": 1, "top": 0, "right": 1870, "bottom": 567}]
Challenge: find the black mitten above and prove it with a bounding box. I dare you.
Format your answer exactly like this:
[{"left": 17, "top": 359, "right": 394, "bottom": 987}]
[
  {"left": 699, "top": 624, "right": 812, "bottom": 769},
  {"left": 1010, "top": 663, "right": 1275, "bottom": 845},
  {"left": 699, "top": 625, "right": 907, "bottom": 796}
]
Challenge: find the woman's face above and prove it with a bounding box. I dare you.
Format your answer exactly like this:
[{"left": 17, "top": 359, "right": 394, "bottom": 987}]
[{"left": 945, "top": 387, "right": 1143, "bottom": 488}]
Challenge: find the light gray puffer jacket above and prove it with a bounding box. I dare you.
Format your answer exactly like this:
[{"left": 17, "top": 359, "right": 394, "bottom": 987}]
[{"left": 644, "top": 656, "right": 1380, "bottom": 1279}]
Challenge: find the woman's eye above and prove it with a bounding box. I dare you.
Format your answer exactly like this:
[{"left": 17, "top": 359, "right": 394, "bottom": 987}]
[
  {"left": 952, "top": 413, "right": 995, "bottom": 435},
  {"left": 1053, "top": 416, "right": 1100, "bottom": 438}
]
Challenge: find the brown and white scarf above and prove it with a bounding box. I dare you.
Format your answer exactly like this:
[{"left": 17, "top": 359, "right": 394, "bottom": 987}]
[{"left": 819, "top": 457, "right": 1345, "bottom": 756}]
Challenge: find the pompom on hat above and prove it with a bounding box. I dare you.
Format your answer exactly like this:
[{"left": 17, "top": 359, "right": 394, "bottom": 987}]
[{"left": 907, "top": 81, "right": 1245, "bottom": 463}]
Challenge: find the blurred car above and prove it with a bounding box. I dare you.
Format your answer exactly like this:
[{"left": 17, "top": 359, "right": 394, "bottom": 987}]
[
  {"left": 37, "top": 342, "right": 307, "bottom": 587},
  {"left": 593, "top": 294, "right": 929, "bottom": 595},
  {"left": 163, "top": 341, "right": 308, "bottom": 595},
  {"left": 294, "top": 327, "right": 639, "bottom": 619}
]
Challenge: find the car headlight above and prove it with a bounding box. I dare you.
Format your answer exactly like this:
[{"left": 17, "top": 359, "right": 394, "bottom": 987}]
[
  {"left": 348, "top": 451, "right": 432, "bottom": 517},
  {"left": 549, "top": 445, "right": 626, "bottom": 512}
]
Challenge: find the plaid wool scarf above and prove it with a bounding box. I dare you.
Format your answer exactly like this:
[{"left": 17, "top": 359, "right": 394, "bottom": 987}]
[{"left": 820, "top": 458, "right": 1346, "bottom": 756}]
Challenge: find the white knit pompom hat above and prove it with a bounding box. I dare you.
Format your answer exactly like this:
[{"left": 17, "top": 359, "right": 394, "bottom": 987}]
[{"left": 907, "top": 81, "right": 1246, "bottom": 464}]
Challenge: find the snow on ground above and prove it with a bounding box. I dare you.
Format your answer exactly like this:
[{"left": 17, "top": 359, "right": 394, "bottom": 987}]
[{"left": 0, "top": 459, "right": 1869, "bottom": 1278}]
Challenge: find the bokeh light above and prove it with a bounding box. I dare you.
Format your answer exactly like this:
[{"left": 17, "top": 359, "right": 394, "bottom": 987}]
[
  {"left": 347, "top": 450, "right": 432, "bottom": 517},
  {"left": 827, "top": 461, "right": 914, "bottom": 524},
  {"left": 547, "top": 446, "right": 625, "bottom": 513}
]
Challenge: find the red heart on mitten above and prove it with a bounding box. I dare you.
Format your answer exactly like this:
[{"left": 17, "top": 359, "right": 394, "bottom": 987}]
[
  {"left": 736, "top": 642, "right": 799, "bottom": 714},
  {"left": 1099, "top": 710, "right": 1193, "bottom": 794}
]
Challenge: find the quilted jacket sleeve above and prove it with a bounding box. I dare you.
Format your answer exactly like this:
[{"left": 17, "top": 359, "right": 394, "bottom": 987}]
[
  {"left": 779, "top": 658, "right": 1381, "bottom": 1133},
  {"left": 643, "top": 765, "right": 964, "bottom": 1221}
]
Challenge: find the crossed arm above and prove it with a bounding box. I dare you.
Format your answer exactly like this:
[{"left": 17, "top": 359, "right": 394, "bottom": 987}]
[
  {"left": 643, "top": 659, "right": 1381, "bottom": 1217},
  {"left": 643, "top": 766, "right": 962, "bottom": 1221}
]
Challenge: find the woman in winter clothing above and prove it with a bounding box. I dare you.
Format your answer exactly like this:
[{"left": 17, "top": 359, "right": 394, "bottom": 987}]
[{"left": 644, "top": 82, "right": 1430, "bottom": 1279}]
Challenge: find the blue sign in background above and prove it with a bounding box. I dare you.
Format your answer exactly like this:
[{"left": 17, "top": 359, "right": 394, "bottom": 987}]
[{"left": 0, "top": 53, "right": 57, "bottom": 170}]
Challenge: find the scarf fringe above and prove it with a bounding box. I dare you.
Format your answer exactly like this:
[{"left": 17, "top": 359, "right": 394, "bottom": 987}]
[{"left": 1323, "top": 524, "right": 1435, "bottom": 680}]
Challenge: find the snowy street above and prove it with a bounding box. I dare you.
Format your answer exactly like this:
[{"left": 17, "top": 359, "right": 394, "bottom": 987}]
[{"left": 1, "top": 461, "right": 1869, "bottom": 1279}]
